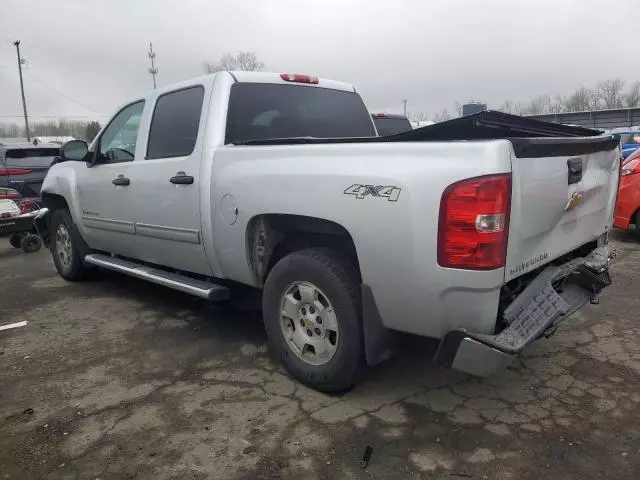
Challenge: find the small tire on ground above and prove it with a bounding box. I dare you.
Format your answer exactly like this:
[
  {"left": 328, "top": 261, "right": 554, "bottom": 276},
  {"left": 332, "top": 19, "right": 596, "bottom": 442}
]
[
  {"left": 20, "top": 234, "right": 42, "bottom": 253},
  {"left": 9, "top": 233, "right": 25, "bottom": 249},
  {"left": 262, "top": 248, "right": 362, "bottom": 392},
  {"left": 50, "top": 209, "right": 89, "bottom": 281}
]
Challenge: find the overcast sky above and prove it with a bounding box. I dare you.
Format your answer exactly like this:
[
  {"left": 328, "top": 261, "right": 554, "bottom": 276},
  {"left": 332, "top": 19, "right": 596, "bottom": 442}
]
[{"left": 0, "top": 0, "right": 637, "bottom": 123}]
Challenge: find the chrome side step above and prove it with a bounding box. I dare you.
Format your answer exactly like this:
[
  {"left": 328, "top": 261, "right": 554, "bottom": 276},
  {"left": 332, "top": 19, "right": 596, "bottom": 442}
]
[{"left": 84, "top": 253, "right": 230, "bottom": 301}]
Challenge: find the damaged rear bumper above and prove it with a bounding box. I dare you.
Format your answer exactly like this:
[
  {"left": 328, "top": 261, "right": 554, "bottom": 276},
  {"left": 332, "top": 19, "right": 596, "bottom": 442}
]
[{"left": 434, "top": 245, "right": 614, "bottom": 377}]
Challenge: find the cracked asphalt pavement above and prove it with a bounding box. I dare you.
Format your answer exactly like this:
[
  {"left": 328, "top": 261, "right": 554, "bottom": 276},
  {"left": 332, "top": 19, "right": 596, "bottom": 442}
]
[{"left": 1, "top": 234, "right": 639, "bottom": 479}]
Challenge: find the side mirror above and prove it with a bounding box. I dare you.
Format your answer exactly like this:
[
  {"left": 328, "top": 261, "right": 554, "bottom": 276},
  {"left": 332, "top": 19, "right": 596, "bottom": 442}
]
[{"left": 60, "top": 140, "right": 89, "bottom": 161}]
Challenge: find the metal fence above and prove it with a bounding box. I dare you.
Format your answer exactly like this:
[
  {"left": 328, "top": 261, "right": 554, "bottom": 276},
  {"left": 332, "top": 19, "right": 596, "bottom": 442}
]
[{"left": 527, "top": 108, "right": 640, "bottom": 130}]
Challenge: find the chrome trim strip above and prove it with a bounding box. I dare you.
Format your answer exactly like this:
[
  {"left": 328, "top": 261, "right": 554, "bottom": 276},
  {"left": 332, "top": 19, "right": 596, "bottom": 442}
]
[
  {"left": 135, "top": 222, "right": 200, "bottom": 244},
  {"left": 82, "top": 216, "right": 135, "bottom": 235},
  {"left": 451, "top": 338, "right": 514, "bottom": 377}
]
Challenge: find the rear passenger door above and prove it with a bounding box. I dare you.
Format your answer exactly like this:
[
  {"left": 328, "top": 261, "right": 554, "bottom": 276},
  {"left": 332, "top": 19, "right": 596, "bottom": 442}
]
[{"left": 123, "top": 85, "right": 212, "bottom": 276}]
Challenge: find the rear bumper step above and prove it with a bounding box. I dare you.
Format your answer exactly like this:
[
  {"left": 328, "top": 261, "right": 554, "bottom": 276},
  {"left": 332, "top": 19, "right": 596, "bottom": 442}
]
[
  {"left": 435, "top": 245, "right": 614, "bottom": 377},
  {"left": 84, "top": 253, "right": 230, "bottom": 301}
]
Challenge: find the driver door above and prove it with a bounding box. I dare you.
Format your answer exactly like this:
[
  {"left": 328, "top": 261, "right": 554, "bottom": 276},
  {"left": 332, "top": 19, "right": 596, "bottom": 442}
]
[{"left": 75, "top": 101, "right": 145, "bottom": 257}]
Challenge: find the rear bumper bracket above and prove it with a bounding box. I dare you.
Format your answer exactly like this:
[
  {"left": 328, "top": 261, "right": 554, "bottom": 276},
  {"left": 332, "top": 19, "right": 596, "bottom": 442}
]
[{"left": 435, "top": 245, "right": 614, "bottom": 376}]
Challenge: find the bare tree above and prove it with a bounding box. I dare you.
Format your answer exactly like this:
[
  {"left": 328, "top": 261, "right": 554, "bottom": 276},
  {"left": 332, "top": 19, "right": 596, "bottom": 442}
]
[
  {"left": 564, "top": 87, "right": 593, "bottom": 112},
  {"left": 408, "top": 111, "right": 429, "bottom": 123},
  {"left": 596, "top": 78, "right": 625, "bottom": 109},
  {"left": 433, "top": 109, "right": 451, "bottom": 122},
  {"left": 205, "top": 51, "right": 265, "bottom": 73},
  {"left": 548, "top": 94, "right": 565, "bottom": 115},
  {"left": 454, "top": 101, "right": 464, "bottom": 117},
  {"left": 624, "top": 81, "right": 640, "bottom": 108},
  {"left": 526, "top": 95, "right": 551, "bottom": 115},
  {"left": 499, "top": 100, "right": 514, "bottom": 114}
]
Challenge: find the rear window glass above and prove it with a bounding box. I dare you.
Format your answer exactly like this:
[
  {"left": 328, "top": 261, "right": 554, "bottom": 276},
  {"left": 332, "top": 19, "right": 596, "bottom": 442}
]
[
  {"left": 372, "top": 117, "right": 412, "bottom": 136},
  {"left": 6, "top": 148, "right": 59, "bottom": 158},
  {"left": 225, "top": 83, "right": 376, "bottom": 144},
  {"left": 147, "top": 86, "right": 204, "bottom": 159}
]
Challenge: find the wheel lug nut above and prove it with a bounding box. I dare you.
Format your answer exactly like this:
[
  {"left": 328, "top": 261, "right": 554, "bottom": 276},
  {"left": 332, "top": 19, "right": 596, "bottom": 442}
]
[
  {"left": 314, "top": 328, "right": 321, "bottom": 335},
  {"left": 309, "top": 306, "right": 315, "bottom": 314},
  {"left": 300, "top": 319, "right": 305, "bottom": 327},
  {"left": 316, "top": 317, "right": 322, "bottom": 324},
  {"left": 307, "top": 329, "right": 313, "bottom": 336},
  {"left": 301, "top": 307, "right": 307, "bottom": 315}
]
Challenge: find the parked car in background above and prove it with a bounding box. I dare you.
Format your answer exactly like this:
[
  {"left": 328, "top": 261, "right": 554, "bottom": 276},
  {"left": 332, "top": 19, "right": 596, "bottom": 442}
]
[
  {"left": 39, "top": 72, "right": 618, "bottom": 392},
  {"left": 371, "top": 113, "right": 413, "bottom": 136},
  {"left": 614, "top": 147, "right": 640, "bottom": 232},
  {"left": 0, "top": 142, "right": 60, "bottom": 200},
  {"left": 609, "top": 130, "right": 640, "bottom": 159}
]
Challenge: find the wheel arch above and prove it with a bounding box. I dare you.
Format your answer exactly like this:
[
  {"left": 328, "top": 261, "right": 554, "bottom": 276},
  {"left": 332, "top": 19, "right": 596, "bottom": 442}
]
[{"left": 245, "top": 213, "right": 361, "bottom": 287}]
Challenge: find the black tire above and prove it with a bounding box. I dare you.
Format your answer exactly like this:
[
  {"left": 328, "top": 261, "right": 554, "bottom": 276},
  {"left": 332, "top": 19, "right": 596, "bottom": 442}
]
[
  {"left": 262, "top": 248, "right": 362, "bottom": 392},
  {"left": 50, "top": 209, "right": 89, "bottom": 281},
  {"left": 20, "top": 234, "right": 42, "bottom": 253},
  {"left": 9, "top": 233, "right": 25, "bottom": 249}
]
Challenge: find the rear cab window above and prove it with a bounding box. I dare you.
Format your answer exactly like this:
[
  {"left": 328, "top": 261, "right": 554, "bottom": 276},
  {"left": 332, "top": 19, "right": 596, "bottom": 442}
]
[
  {"left": 147, "top": 86, "right": 205, "bottom": 159},
  {"left": 225, "top": 83, "right": 376, "bottom": 144}
]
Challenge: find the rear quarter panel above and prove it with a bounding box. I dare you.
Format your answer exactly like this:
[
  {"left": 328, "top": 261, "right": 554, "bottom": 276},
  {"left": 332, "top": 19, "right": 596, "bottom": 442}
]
[{"left": 209, "top": 140, "right": 513, "bottom": 338}]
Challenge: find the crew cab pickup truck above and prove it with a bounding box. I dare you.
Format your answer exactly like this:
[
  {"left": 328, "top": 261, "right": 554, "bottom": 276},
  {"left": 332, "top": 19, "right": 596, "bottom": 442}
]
[{"left": 39, "top": 71, "right": 618, "bottom": 392}]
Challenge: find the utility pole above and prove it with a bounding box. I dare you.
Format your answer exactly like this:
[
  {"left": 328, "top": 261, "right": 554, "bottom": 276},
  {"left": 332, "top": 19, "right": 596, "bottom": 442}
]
[
  {"left": 148, "top": 42, "right": 158, "bottom": 89},
  {"left": 402, "top": 99, "right": 407, "bottom": 117},
  {"left": 13, "top": 40, "right": 30, "bottom": 142}
]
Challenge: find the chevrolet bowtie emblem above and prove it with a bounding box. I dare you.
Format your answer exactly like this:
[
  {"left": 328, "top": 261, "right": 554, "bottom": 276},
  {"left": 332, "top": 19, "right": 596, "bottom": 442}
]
[{"left": 565, "top": 192, "right": 584, "bottom": 211}]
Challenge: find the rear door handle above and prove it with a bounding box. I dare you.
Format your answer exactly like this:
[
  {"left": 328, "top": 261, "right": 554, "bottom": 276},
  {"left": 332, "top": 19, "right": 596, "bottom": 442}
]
[
  {"left": 170, "top": 172, "right": 194, "bottom": 185},
  {"left": 112, "top": 175, "right": 130, "bottom": 186}
]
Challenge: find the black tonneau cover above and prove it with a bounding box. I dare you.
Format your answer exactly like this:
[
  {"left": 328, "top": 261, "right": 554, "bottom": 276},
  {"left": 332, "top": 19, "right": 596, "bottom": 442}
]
[{"left": 235, "top": 110, "right": 618, "bottom": 158}]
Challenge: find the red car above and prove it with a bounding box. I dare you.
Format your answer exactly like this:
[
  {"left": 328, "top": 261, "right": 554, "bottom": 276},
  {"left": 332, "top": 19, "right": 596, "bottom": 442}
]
[{"left": 614, "top": 148, "right": 640, "bottom": 231}]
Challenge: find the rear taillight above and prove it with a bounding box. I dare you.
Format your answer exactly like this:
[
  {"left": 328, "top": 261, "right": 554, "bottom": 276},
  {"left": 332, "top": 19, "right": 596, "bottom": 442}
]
[
  {"left": 621, "top": 158, "right": 640, "bottom": 176},
  {"left": 280, "top": 73, "right": 319, "bottom": 84},
  {"left": 0, "top": 187, "right": 22, "bottom": 200},
  {"left": 372, "top": 113, "right": 389, "bottom": 118},
  {"left": 438, "top": 174, "right": 511, "bottom": 270},
  {"left": 0, "top": 167, "right": 32, "bottom": 176}
]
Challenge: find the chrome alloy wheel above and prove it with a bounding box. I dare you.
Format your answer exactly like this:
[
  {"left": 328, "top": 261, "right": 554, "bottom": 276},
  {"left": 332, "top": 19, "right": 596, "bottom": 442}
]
[
  {"left": 55, "top": 223, "right": 73, "bottom": 270},
  {"left": 279, "top": 281, "right": 339, "bottom": 366}
]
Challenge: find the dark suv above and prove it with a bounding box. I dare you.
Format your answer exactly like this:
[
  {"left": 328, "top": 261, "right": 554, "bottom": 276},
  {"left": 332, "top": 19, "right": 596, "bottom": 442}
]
[{"left": 0, "top": 142, "right": 59, "bottom": 200}]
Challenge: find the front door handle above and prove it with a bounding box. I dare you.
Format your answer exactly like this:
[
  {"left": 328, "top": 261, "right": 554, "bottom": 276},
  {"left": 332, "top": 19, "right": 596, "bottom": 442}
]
[
  {"left": 112, "top": 175, "right": 130, "bottom": 186},
  {"left": 170, "top": 171, "right": 194, "bottom": 185}
]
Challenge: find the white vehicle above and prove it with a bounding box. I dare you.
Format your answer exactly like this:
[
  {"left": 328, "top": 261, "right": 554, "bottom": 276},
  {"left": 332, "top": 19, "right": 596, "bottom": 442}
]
[{"left": 38, "top": 72, "right": 618, "bottom": 391}]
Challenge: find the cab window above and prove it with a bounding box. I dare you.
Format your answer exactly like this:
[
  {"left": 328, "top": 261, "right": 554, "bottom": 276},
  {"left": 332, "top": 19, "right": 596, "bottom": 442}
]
[{"left": 98, "top": 101, "right": 145, "bottom": 164}]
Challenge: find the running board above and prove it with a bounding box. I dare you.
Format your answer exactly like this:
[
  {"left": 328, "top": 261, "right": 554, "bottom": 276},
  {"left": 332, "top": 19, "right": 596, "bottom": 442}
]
[{"left": 84, "top": 253, "right": 230, "bottom": 301}]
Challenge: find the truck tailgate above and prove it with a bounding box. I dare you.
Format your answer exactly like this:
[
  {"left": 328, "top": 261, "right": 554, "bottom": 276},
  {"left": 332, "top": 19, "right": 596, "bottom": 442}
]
[{"left": 505, "top": 136, "right": 620, "bottom": 281}]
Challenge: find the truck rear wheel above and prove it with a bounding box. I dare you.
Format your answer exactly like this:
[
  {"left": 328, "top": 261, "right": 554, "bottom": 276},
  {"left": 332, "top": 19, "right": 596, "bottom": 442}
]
[
  {"left": 50, "top": 209, "right": 89, "bottom": 281},
  {"left": 262, "top": 248, "right": 362, "bottom": 392}
]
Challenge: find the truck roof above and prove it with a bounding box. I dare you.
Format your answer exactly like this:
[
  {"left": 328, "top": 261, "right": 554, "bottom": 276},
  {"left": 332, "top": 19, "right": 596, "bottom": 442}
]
[{"left": 231, "top": 71, "right": 356, "bottom": 93}]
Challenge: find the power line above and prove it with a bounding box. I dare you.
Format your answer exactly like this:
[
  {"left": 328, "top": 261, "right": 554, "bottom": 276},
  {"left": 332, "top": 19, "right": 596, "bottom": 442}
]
[{"left": 22, "top": 71, "right": 104, "bottom": 116}]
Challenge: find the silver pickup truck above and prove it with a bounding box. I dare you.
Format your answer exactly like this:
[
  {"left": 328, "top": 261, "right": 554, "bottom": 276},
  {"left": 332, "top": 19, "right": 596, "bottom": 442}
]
[{"left": 38, "top": 71, "right": 618, "bottom": 392}]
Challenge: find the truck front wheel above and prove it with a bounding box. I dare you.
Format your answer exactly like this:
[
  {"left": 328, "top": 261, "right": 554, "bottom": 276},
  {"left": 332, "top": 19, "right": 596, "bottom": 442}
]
[
  {"left": 262, "top": 248, "right": 362, "bottom": 392},
  {"left": 50, "top": 209, "right": 89, "bottom": 281}
]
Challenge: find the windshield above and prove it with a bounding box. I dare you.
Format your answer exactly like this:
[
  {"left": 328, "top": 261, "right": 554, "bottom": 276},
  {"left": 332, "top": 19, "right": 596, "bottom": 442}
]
[
  {"left": 372, "top": 117, "right": 413, "bottom": 136},
  {"left": 225, "top": 83, "right": 376, "bottom": 144}
]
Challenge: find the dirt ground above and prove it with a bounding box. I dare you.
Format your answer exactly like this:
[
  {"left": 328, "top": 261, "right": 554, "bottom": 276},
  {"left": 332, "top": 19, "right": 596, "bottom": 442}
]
[{"left": 1, "top": 234, "right": 639, "bottom": 480}]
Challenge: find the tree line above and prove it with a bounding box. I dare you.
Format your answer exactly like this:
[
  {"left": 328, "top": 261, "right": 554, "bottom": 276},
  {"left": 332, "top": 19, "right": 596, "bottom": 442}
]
[
  {"left": 0, "top": 119, "right": 101, "bottom": 142},
  {"left": 425, "top": 78, "right": 640, "bottom": 123}
]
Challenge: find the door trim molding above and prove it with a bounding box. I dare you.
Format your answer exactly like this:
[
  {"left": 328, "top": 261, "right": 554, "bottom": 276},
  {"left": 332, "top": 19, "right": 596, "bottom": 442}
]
[
  {"left": 82, "top": 216, "right": 135, "bottom": 235},
  {"left": 135, "top": 222, "right": 201, "bottom": 244}
]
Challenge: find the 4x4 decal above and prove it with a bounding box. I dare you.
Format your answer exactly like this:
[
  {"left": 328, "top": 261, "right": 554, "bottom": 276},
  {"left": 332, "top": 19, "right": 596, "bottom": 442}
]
[{"left": 344, "top": 184, "right": 401, "bottom": 202}]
